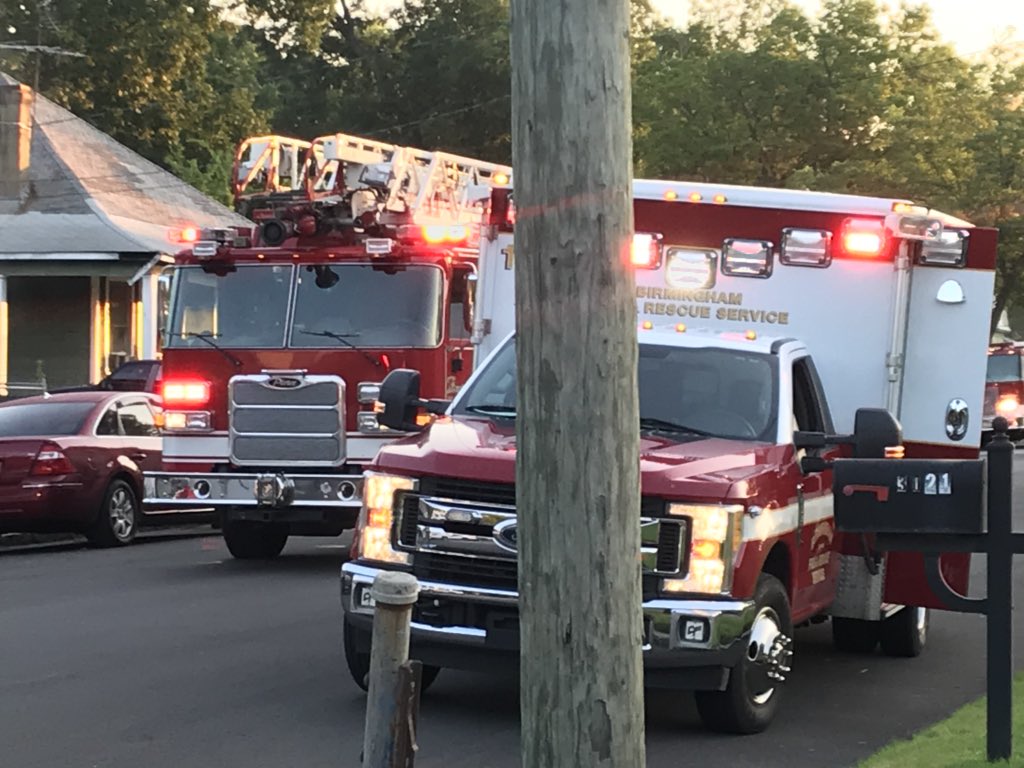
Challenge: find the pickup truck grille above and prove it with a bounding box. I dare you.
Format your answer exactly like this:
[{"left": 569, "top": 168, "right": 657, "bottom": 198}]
[
  {"left": 229, "top": 374, "right": 345, "bottom": 466},
  {"left": 398, "top": 478, "right": 688, "bottom": 589}
]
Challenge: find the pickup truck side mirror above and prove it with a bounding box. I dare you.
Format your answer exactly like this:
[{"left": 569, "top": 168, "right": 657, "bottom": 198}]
[
  {"left": 795, "top": 407, "right": 902, "bottom": 473},
  {"left": 377, "top": 369, "right": 450, "bottom": 432}
]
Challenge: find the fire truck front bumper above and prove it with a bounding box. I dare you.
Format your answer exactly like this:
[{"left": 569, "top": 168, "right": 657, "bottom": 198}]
[
  {"left": 340, "top": 562, "right": 756, "bottom": 691},
  {"left": 144, "top": 471, "right": 363, "bottom": 529}
]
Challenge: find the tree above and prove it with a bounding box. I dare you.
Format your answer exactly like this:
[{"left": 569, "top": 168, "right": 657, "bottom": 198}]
[{"left": 510, "top": 0, "right": 645, "bottom": 764}]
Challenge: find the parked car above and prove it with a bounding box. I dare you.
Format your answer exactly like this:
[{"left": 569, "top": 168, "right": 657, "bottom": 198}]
[
  {"left": 0, "top": 391, "right": 166, "bottom": 546},
  {"left": 49, "top": 359, "right": 162, "bottom": 396}
]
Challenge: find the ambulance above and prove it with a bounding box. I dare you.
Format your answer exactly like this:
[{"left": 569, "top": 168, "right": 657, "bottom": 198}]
[{"left": 340, "top": 179, "right": 997, "bottom": 733}]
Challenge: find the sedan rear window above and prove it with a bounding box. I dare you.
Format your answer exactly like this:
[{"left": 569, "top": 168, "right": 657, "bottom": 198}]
[{"left": 0, "top": 402, "right": 95, "bottom": 437}]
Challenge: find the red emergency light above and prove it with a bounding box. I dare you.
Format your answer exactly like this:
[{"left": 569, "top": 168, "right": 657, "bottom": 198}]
[
  {"left": 840, "top": 218, "right": 887, "bottom": 258},
  {"left": 162, "top": 379, "right": 211, "bottom": 407},
  {"left": 631, "top": 233, "right": 663, "bottom": 269}
]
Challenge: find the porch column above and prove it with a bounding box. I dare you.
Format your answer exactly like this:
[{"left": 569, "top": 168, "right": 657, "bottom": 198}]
[{"left": 140, "top": 271, "right": 160, "bottom": 359}]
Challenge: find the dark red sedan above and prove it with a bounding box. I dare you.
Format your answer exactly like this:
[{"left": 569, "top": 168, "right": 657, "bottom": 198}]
[{"left": 0, "top": 391, "right": 163, "bottom": 546}]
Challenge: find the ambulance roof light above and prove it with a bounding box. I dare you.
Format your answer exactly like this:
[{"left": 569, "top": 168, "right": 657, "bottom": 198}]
[{"left": 840, "top": 218, "right": 886, "bottom": 258}]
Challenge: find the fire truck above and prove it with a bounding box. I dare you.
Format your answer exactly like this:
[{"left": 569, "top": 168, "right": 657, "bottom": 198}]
[
  {"left": 143, "top": 133, "right": 511, "bottom": 559},
  {"left": 340, "top": 179, "right": 998, "bottom": 733},
  {"left": 983, "top": 341, "right": 1024, "bottom": 442}
]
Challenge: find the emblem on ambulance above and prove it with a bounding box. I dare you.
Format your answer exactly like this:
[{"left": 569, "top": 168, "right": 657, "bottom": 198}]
[{"left": 665, "top": 248, "right": 716, "bottom": 290}]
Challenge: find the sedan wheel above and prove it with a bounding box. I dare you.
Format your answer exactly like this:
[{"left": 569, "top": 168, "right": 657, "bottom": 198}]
[{"left": 86, "top": 480, "right": 138, "bottom": 547}]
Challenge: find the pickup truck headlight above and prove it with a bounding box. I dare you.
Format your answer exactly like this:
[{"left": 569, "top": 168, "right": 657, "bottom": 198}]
[
  {"left": 662, "top": 503, "right": 744, "bottom": 595},
  {"left": 358, "top": 471, "right": 415, "bottom": 565}
]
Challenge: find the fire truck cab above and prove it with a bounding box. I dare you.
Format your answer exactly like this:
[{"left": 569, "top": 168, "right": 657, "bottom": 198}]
[
  {"left": 983, "top": 341, "right": 1024, "bottom": 442},
  {"left": 143, "top": 133, "right": 511, "bottom": 559},
  {"left": 340, "top": 178, "right": 998, "bottom": 733}
]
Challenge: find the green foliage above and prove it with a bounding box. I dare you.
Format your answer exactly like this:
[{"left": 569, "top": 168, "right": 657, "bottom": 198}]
[{"left": 4, "top": 0, "right": 1024, "bottom": 329}]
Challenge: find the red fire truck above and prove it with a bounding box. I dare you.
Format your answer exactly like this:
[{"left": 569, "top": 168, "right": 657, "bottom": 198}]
[
  {"left": 143, "top": 133, "right": 511, "bottom": 559},
  {"left": 341, "top": 179, "right": 997, "bottom": 733},
  {"left": 983, "top": 341, "right": 1024, "bottom": 442}
]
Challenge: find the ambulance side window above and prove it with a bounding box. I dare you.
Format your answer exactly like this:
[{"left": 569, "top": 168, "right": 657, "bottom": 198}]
[{"left": 792, "top": 357, "right": 828, "bottom": 434}]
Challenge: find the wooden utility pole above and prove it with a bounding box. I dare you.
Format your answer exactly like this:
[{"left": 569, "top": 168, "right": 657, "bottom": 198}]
[{"left": 509, "top": 0, "right": 645, "bottom": 766}]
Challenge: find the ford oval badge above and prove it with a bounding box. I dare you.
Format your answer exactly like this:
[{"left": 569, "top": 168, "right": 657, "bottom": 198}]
[
  {"left": 493, "top": 519, "right": 518, "bottom": 553},
  {"left": 267, "top": 376, "right": 301, "bottom": 389}
]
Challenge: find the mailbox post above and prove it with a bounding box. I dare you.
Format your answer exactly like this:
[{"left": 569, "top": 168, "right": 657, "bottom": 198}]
[{"left": 833, "top": 418, "right": 1022, "bottom": 763}]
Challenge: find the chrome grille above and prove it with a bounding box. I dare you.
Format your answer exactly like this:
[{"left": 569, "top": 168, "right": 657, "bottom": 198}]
[{"left": 229, "top": 373, "right": 345, "bottom": 466}]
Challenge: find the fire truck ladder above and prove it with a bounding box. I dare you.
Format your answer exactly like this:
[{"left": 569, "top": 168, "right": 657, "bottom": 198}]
[
  {"left": 232, "top": 135, "right": 312, "bottom": 212},
  {"left": 305, "top": 132, "right": 511, "bottom": 226}
]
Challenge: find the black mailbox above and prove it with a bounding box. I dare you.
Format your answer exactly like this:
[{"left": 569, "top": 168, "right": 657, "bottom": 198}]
[{"left": 833, "top": 458, "right": 986, "bottom": 535}]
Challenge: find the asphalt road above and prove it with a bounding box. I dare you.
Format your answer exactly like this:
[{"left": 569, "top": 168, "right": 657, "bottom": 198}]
[{"left": 3, "top": 471, "right": 1024, "bottom": 768}]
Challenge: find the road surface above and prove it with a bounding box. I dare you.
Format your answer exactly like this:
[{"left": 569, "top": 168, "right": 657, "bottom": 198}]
[{"left": 2, "top": 470, "right": 1022, "bottom": 768}]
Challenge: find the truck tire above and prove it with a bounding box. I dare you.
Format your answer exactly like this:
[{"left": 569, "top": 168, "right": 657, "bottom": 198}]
[
  {"left": 695, "top": 573, "right": 793, "bottom": 734},
  {"left": 343, "top": 616, "right": 441, "bottom": 694},
  {"left": 222, "top": 521, "right": 288, "bottom": 559},
  {"left": 831, "top": 617, "right": 880, "bottom": 653},
  {"left": 879, "top": 606, "right": 928, "bottom": 657}
]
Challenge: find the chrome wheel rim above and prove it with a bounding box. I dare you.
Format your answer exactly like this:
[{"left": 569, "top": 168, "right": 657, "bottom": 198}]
[
  {"left": 745, "top": 606, "right": 793, "bottom": 705},
  {"left": 109, "top": 487, "right": 135, "bottom": 541}
]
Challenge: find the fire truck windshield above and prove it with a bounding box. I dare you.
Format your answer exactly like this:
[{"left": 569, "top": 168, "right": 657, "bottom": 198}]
[
  {"left": 455, "top": 338, "right": 778, "bottom": 442},
  {"left": 290, "top": 264, "right": 443, "bottom": 348},
  {"left": 165, "top": 263, "right": 444, "bottom": 349},
  {"left": 987, "top": 352, "right": 1022, "bottom": 382}
]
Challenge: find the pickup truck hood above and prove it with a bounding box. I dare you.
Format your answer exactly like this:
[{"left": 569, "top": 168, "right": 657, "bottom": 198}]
[{"left": 373, "top": 416, "right": 784, "bottom": 502}]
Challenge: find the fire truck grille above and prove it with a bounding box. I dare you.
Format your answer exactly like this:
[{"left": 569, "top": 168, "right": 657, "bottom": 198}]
[{"left": 229, "top": 375, "right": 345, "bottom": 466}]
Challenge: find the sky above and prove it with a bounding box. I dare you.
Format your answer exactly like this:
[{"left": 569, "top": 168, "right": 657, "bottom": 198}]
[{"left": 651, "top": 0, "right": 1023, "bottom": 56}]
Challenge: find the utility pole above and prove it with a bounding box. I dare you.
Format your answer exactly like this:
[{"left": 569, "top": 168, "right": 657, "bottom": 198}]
[{"left": 509, "top": 0, "right": 645, "bottom": 766}]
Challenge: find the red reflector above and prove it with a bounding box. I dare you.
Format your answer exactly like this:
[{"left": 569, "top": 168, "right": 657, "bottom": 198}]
[
  {"left": 161, "top": 379, "right": 211, "bottom": 407},
  {"left": 30, "top": 443, "right": 74, "bottom": 476},
  {"left": 379, "top": 353, "right": 391, "bottom": 371}
]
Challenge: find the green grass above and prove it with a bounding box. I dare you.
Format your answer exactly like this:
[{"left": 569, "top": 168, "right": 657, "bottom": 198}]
[{"left": 859, "top": 673, "right": 1024, "bottom": 767}]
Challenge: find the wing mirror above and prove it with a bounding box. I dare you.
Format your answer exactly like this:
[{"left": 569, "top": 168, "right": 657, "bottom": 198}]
[
  {"left": 795, "top": 407, "right": 903, "bottom": 474},
  {"left": 376, "top": 369, "right": 450, "bottom": 432}
]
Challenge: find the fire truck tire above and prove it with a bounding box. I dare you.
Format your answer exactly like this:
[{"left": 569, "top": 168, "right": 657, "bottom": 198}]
[
  {"left": 222, "top": 521, "right": 288, "bottom": 559},
  {"left": 831, "top": 618, "right": 880, "bottom": 654},
  {"left": 342, "top": 616, "right": 441, "bottom": 694},
  {"left": 695, "top": 573, "right": 793, "bottom": 734},
  {"left": 879, "top": 606, "right": 928, "bottom": 657}
]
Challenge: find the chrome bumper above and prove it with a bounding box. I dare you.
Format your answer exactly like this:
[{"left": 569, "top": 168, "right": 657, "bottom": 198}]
[
  {"left": 340, "top": 561, "right": 755, "bottom": 655},
  {"left": 144, "top": 471, "right": 364, "bottom": 510}
]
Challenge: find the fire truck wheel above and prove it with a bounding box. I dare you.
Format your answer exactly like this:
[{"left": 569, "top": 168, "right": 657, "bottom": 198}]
[
  {"left": 695, "top": 573, "right": 793, "bottom": 734},
  {"left": 831, "top": 618, "right": 880, "bottom": 654},
  {"left": 879, "top": 606, "right": 928, "bottom": 657},
  {"left": 85, "top": 479, "right": 139, "bottom": 548},
  {"left": 222, "top": 521, "right": 288, "bottom": 559},
  {"left": 342, "top": 616, "right": 441, "bottom": 693}
]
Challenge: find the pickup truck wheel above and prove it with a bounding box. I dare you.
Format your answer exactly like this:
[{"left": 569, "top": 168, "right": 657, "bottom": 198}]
[
  {"left": 343, "top": 616, "right": 441, "bottom": 693},
  {"left": 695, "top": 573, "right": 793, "bottom": 734},
  {"left": 85, "top": 480, "right": 138, "bottom": 548},
  {"left": 879, "top": 606, "right": 927, "bottom": 657},
  {"left": 831, "top": 617, "right": 880, "bottom": 653},
  {"left": 222, "top": 521, "right": 288, "bottom": 559}
]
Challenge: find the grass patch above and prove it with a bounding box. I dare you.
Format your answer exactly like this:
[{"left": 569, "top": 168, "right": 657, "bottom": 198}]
[{"left": 859, "top": 672, "right": 1024, "bottom": 767}]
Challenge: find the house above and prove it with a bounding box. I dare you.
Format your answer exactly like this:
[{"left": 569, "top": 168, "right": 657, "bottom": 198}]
[{"left": 0, "top": 72, "right": 251, "bottom": 390}]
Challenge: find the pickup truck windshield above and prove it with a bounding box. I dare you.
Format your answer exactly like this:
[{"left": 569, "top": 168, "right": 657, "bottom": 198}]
[
  {"left": 455, "top": 338, "right": 778, "bottom": 442},
  {"left": 165, "top": 263, "right": 444, "bottom": 349}
]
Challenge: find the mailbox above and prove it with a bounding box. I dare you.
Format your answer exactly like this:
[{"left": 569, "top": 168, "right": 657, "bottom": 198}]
[{"left": 833, "top": 458, "right": 986, "bottom": 535}]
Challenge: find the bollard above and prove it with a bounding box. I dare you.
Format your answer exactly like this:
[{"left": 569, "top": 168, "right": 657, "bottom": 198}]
[
  {"left": 362, "top": 571, "right": 420, "bottom": 768},
  {"left": 986, "top": 416, "right": 1014, "bottom": 762}
]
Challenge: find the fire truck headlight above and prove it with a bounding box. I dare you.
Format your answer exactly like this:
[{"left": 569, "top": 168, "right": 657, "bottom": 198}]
[
  {"left": 996, "top": 395, "right": 1019, "bottom": 418},
  {"left": 163, "top": 411, "right": 212, "bottom": 432},
  {"left": 358, "top": 472, "right": 415, "bottom": 565},
  {"left": 357, "top": 382, "right": 382, "bottom": 405},
  {"left": 663, "top": 503, "right": 744, "bottom": 595}
]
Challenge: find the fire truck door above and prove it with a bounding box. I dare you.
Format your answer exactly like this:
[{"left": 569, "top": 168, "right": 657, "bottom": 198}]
[
  {"left": 882, "top": 227, "right": 998, "bottom": 609},
  {"left": 447, "top": 266, "right": 476, "bottom": 397}
]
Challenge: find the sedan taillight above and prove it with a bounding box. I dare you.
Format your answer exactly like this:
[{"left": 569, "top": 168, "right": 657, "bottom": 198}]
[{"left": 30, "top": 443, "right": 75, "bottom": 476}]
